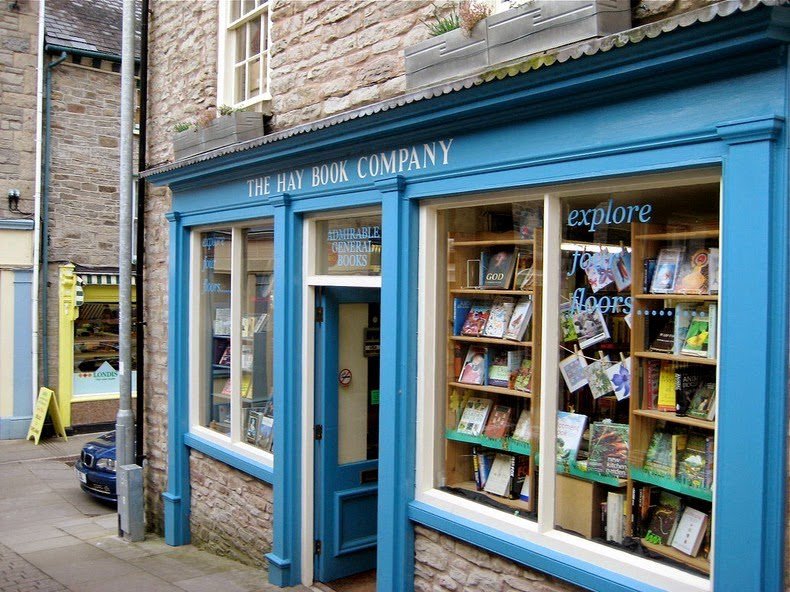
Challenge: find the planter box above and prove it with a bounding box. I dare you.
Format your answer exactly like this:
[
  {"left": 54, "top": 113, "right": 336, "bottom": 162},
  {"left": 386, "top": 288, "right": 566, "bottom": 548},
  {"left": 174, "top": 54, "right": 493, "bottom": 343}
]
[
  {"left": 405, "top": 0, "right": 631, "bottom": 90},
  {"left": 173, "top": 111, "right": 265, "bottom": 160}
]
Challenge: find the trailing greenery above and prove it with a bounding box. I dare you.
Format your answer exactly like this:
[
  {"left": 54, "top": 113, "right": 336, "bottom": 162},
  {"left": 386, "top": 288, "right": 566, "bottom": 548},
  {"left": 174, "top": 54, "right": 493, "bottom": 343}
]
[
  {"left": 173, "top": 121, "right": 193, "bottom": 133},
  {"left": 217, "top": 104, "right": 239, "bottom": 116},
  {"left": 422, "top": 6, "right": 460, "bottom": 36}
]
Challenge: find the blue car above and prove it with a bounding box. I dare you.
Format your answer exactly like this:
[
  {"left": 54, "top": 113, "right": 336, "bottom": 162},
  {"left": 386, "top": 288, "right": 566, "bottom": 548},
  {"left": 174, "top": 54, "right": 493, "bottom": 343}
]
[{"left": 74, "top": 431, "right": 117, "bottom": 503}]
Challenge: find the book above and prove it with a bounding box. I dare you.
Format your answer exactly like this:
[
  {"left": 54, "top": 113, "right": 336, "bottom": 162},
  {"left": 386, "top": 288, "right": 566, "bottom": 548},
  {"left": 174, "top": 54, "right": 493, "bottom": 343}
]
[
  {"left": 687, "top": 382, "right": 716, "bottom": 420},
  {"left": 461, "top": 303, "right": 491, "bottom": 337},
  {"left": 509, "top": 454, "right": 530, "bottom": 500},
  {"left": 218, "top": 345, "right": 231, "bottom": 366},
  {"left": 606, "top": 491, "right": 625, "bottom": 544},
  {"left": 513, "top": 249, "right": 534, "bottom": 290},
  {"left": 671, "top": 507, "right": 708, "bottom": 556},
  {"left": 650, "top": 248, "right": 684, "bottom": 294},
  {"left": 643, "top": 258, "right": 657, "bottom": 293},
  {"left": 512, "top": 409, "right": 531, "bottom": 441},
  {"left": 656, "top": 361, "right": 676, "bottom": 412},
  {"left": 513, "top": 358, "right": 532, "bottom": 393},
  {"left": 707, "top": 303, "right": 718, "bottom": 359},
  {"left": 644, "top": 359, "right": 661, "bottom": 409},
  {"left": 458, "top": 346, "right": 487, "bottom": 385},
  {"left": 681, "top": 316, "right": 710, "bottom": 357},
  {"left": 586, "top": 422, "right": 629, "bottom": 479},
  {"left": 519, "top": 472, "right": 531, "bottom": 503},
  {"left": 504, "top": 297, "right": 532, "bottom": 341},
  {"left": 507, "top": 350, "right": 523, "bottom": 388},
  {"left": 472, "top": 447, "right": 497, "bottom": 490},
  {"left": 559, "top": 353, "right": 588, "bottom": 392},
  {"left": 484, "top": 405, "right": 513, "bottom": 439},
  {"left": 483, "top": 297, "right": 515, "bottom": 338},
  {"left": 675, "top": 248, "right": 709, "bottom": 295},
  {"left": 453, "top": 298, "right": 473, "bottom": 336},
  {"left": 483, "top": 453, "right": 513, "bottom": 497},
  {"left": 482, "top": 250, "right": 516, "bottom": 289},
  {"left": 612, "top": 251, "right": 632, "bottom": 292},
  {"left": 643, "top": 429, "right": 687, "bottom": 479},
  {"left": 246, "top": 410, "right": 262, "bottom": 443},
  {"left": 644, "top": 491, "right": 683, "bottom": 546},
  {"left": 676, "top": 434, "right": 708, "bottom": 489},
  {"left": 456, "top": 397, "right": 493, "bottom": 436},
  {"left": 704, "top": 435, "right": 715, "bottom": 489},
  {"left": 486, "top": 351, "right": 510, "bottom": 387},
  {"left": 675, "top": 367, "right": 703, "bottom": 415},
  {"left": 256, "top": 415, "right": 274, "bottom": 451},
  {"left": 649, "top": 319, "right": 675, "bottom": 353},
  {"left": 673, "top": 303, "right": 701, "bottom": 355},
  {"left": 555, "top": 411, "right": 587, "bottom": 471},
  {"left": 708, "top": 247, "right": 719, "bottom": 294},
  {"left": 220, "top": 375, "right": 253, "bottom": 398}
]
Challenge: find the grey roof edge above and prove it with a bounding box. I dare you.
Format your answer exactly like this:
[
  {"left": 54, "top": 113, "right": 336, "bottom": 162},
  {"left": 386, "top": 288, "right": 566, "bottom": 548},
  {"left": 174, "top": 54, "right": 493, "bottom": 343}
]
[{"left": 142, "top": 0, "right": 781, "bottom": 180}]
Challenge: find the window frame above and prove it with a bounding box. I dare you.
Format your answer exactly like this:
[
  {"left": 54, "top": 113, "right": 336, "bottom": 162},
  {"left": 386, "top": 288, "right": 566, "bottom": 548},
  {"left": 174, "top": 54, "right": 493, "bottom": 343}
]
[
  {"left": 415, "top": 171, "right": 722, "bottom": 592},
  {"left": 189, "top": 221, "right": 275, "bottom": 468},
  {"left": 217, "top": 0, "right": 272, "bottom": 111}
]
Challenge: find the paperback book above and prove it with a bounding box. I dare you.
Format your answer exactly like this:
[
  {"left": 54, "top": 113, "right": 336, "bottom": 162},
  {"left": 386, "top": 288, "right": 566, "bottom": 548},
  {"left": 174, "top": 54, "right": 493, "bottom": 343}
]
[
  {"left": 650, "top": 248, "right": 684, "bottom": 294},
  {"left": 556, "top": 411, "right": 587, "bottom": 471},
  {"left": 644, "top": 491, "right": 683, "bottom": 546},
  {"left": 687, "top": 382, "right": 716, "bottom": 421},
  {"left": 675, "top": 248, "right": 710, "bottom": 295},
  {"left": 671, "top": 507, "right": 708, "bottom": 556},
  {"left": 456, "top": 397, "right": 493, "bottom": 437},
  {"left": 587, "top": 422, "right": 629, "bottom": 479},
  {"left": 483, "top": 297, "right": 515, "bottom": 338},
  {"left": 453, "top": 298, "right": 473, "bottom": 336},
  {"left": 459, "top": 347, "right": 487, "bottom": 385},
  {"left": 504, "top": 297, "right": 532, "bottom": 341},
  {"left": 486, "top": 351, "right": 510, "bottom": 388},
  {"left": 461, "top": 303, "right": 491, "bottom": 337},
  {"left": 483, "top": 250, "right": 516, "bottom": 289},
  {"left": 512, "top": 409, "right": 531, "bottom": 442},
  {"left": 513, "top": 358, "right": 533, "bottom": 393},
  {"left": 484, "top": 405, "right": 514, "bottom": 439}
]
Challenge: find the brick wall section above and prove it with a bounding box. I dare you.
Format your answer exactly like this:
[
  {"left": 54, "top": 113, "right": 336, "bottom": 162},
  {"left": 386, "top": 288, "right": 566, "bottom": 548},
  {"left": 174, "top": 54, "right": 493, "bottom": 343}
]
[
  {"left": 414, "top": 526, "right": 581, "bottom": 592},
  {"left": 143, "top": 0, "right": 218, "bottom": 533},
  {"left": 189, "top": 451, "right": 274, "bottom": 568},
  {"left": 0, "top": 0, "right": 38, "bottom": 219}
]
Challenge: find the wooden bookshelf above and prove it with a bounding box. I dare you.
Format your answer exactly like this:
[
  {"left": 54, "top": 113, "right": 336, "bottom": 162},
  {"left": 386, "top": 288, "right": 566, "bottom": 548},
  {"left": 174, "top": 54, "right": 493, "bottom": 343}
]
[
  {"left": 448, "top": 381, "right": 532, "bottom": 399},
  {"left": 451, "top": 480, "right": 532, "bottom": 513},
  {"left": 450, "top": 336, "right": 532, "bottom": 347},
  {"left": 634, "top": 229, "right": 719, "bottom": 241},
  {"left": 450, "top": 288, "right": 534, "bottom": 296},
  {"left": 641, "top": 538, "right": 711, "bottom": 575},
  {"left": 634, "top": 351, "right": 717, "bottom": 366},
  {"left": 445, "top": 429, "right": 532, "bottom": 456},
  {"left": 451, "top": 239, "right": 535, "bottom": 247},
  {"left": 633, "top": 293, "right": 718, "bottom": 302},
  {"left": 633, "top": 409, "right": 715, "bottom": 430}
]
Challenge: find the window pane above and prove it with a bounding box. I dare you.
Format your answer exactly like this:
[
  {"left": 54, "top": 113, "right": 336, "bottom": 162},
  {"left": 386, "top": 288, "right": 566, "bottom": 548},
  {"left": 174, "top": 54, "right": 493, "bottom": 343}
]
[
  {"left": 315, "top": 214, "right": 382, "bottom": 276},
  {"left": 554, "top": 181, "right": 719, "bottom": 577},
  {"left": 439, "top": 200, "right": 543, "bottom": 521},
  {"left": 230, "top": 0, "right": 240, "bottom": 21},
  {"left": 240, "top": 223, "right": 275, "bottom": 452},
  {"left": 235, "top": 25, "right": 247, "bottom": 63},
  {"left": 200, "top": 230, "right": 232, "bottom": 433},
  {"left": 248, "top": 56, "right": 261, "bottom": 97},
  {"left": 235, "top": 64, "right": 246, "bottom": 103},
  {"left": 242, "top": 0, "right": 255, "bottom": 15},
  {"left": 248, "top": 17, "right": 261, "bottom": 56}
]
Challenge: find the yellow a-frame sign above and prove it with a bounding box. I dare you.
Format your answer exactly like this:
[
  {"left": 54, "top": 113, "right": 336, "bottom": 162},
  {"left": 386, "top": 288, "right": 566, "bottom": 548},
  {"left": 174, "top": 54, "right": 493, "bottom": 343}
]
[{"left": 26, "top": 388, "right": 68, "bottom": 445}]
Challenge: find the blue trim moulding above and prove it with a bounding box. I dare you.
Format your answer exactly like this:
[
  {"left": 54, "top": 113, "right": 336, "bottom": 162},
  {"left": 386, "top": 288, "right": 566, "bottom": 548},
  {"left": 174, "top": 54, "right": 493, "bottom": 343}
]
[
  {"left": 0, "top": 219, "right": 35, "bottom": 230},
  {"left": 184, "top": 433, "right": 274, "bottom": 483}
]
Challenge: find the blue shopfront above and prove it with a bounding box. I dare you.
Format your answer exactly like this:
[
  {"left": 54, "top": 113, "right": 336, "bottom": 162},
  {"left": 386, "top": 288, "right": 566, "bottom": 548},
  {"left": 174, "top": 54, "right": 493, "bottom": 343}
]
[{"left": 145, "top": 5, "right": 789, "bottom": 592}]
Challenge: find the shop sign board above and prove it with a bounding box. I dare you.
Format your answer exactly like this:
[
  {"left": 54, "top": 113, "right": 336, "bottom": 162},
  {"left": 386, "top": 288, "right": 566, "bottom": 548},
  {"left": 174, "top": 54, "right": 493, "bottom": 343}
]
[{"left": 26, "top": 388, "right": 68, "bottom": 445}]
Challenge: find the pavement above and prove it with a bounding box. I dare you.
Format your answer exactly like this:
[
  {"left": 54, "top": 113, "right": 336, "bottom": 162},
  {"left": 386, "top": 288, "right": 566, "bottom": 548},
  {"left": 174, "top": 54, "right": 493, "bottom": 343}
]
[{"left": 0, "top": 434, "right": 312, "bottom": 592}]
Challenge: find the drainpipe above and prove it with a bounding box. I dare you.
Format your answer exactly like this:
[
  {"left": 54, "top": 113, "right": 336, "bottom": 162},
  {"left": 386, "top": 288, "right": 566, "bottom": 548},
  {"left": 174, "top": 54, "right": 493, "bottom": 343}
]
[
  {"left": 135, "top": 0, "right": 149, "bottom": 466},
  {"left": 31, "top": 0, "right": 45, "bottom": 410},
  {"left": 40, "top": 49, "right": 67, "bottom": 391}
]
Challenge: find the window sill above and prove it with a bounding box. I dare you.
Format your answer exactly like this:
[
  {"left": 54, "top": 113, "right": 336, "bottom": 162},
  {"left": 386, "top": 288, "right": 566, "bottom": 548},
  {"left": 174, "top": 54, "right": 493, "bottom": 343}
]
[
  {"left": 185, "top": 428, "right": 273, "bottom": 484},
  {"left": 411, "top": 489, "right": 710, "bottom": 592},
  {"left": 231, "top": 94, "right": 273, "bottom": 116}
]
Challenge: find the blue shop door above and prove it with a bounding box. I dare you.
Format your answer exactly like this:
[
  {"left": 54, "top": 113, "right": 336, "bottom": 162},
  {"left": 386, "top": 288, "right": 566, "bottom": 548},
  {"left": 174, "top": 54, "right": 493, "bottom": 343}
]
[{"left": 314, "top": 287, "right": 380, "bottom": 583}]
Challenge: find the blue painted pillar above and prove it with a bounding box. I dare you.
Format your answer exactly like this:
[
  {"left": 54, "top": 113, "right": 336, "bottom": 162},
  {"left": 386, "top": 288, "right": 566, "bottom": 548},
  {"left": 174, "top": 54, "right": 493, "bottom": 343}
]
[
  {"left": 376, "top": 176, "right": 418, "bottom": 592},
  {"left": 266, "top": 193, "right": 303, "bottom": 586},
  {"left": 715, "top": 116, "right": 787, "bottom": 590},
  {"left": 163, "top": 211, "right": 191, "bottom": 546}
]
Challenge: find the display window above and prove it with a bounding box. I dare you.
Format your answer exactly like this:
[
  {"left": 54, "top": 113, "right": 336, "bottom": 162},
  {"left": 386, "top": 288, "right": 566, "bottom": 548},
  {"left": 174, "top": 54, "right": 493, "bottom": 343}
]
[
  {"left": 418, "top": 174, "right": 720, "bottom": 589},
  {"left": 193, "top": 221, "right": 274, "bottom": 460},
  {"left": 314, "top": 214, "right": 382, "bottom": 276}
]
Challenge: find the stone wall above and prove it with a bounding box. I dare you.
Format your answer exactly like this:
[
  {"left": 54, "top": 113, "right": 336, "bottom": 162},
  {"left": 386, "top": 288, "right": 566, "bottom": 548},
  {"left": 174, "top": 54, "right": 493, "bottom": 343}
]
[
  {"left": 415, "top": 526, "right": 580, "bottom": 592},
  {"left": 0, "top": 0, "right": 38, "bottom": 220},
  {"left": 189, "top": 451, "right": 274, "bottom": 568},
  {"left": 143, "top": 0, "right": 219, "bottom": 533}
]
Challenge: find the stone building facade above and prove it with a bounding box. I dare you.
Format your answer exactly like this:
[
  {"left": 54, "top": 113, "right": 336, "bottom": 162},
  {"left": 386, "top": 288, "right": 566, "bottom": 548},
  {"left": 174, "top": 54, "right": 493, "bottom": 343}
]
[{"left": 141, "top": 1, "right": 785, "bottom": 591}]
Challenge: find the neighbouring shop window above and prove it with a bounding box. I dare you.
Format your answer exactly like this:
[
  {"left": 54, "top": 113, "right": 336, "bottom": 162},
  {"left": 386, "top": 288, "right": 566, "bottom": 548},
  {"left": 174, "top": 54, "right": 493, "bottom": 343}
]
[
  {"left": 73, "top": 302, "right": 137, "bottom": 396},
  {"left": 315, "top": 214, "right": 382, "bottom": 276},
  {"left": 224, "top": 0, "right": 269, "bottom": 107},
  {"left": 199, "top": 229, "right": 232, "bottom": 433},
  {"left": 438, "top": 200, "right": 543, "bottom": 520},
  {"left": 239, "top": 224, "right": 274, "bottom": 452},
  {"left": 554, "top": 183, "right": 719, "bottom": 577}
]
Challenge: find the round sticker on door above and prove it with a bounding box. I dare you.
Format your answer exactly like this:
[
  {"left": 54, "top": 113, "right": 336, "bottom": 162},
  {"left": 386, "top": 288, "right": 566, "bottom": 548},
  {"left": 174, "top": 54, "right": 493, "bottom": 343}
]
[{"left": 338, "top": 369, "right": 352, "bottom": 388}]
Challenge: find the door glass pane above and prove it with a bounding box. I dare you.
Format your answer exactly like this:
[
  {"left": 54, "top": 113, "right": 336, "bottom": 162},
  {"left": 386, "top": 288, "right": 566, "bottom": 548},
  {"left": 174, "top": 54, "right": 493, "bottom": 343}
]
[
  {"left": 337, "top": 302, "right": 380, "bottom": 464},
  {"left": 240, "top": 224, "right": 275, "bottom": 452},
  {"left": 438, "top": 200, "right": 543, "bottom": 521},
  {"left": 200, "top": 229, "right": 232, "bottom": 433},
  {"left": 315, "top": 214, "right": 382, "bottom": 276},
  {"left": 554, "top": 181, "right": 719, "bottom": 578}
]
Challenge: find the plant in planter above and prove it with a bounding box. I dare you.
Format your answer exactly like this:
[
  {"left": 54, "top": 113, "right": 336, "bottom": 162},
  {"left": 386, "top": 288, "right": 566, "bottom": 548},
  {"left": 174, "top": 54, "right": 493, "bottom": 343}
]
[{"left": 172, "top": 106, "right": 265, "bottom": 160}]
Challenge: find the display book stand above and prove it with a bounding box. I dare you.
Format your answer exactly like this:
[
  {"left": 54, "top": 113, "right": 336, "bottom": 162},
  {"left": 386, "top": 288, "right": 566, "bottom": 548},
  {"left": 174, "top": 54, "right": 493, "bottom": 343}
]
[
  {"left": 443, "top": 229, "right": 542, "bottom": 516},
  {"left": 627, "top": 222, "right": 718, "bottom": 575}
]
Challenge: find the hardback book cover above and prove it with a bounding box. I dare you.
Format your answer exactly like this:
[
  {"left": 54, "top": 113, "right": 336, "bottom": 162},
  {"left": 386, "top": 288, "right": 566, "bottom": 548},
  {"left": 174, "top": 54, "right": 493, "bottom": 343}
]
[
  {"left": 514, "top": 358, "right": 533, "bottom": 393},
  {"left": 657, "top": 361, "right": 676, "bottom": 412},
  {"left": 456, "top": 397, "right": 493, "bottom": 436},
  {"left": 643, "top": 430, "right": 674, "bottom": 478},
  {"left": 707, "top": 303, "right": 718, "bottom": 359},
  {"left": 512, "top": 409, "right": 531, "bottom": 441},
  {"left": 650, "top": 319, "right": 675, "bottom": 353},
  {"left": 687, "top": 382, "right": 716, "bottom": 420},
  {"left": 486, "top": 351, "right": 510, "bottom": 387},
  {"left": 675, "top": 248, "right": 709, "bottom": 295},
  {"left": 672, "top": 303, "right": 701, "bottom": 355},
  {"left": 484, "top": 405, "right": 513, "bottom": 439},
  {"left": 555, "top": 411, "right": 587, "bottom": 471},
  {"left": 644, "top": 491, "right": 683, "bottom": 546},
  {"left": 483, "top": 297, "right": 516, "bottom": 338},
  {"left": 483, "top": 453, "right": 513, "bottom": 497},
  {"left": 509, "top": 454, "right": 530, "bottom": 500},
  {"left": 453, "top": 298, "right": 473, "bottom": 336},
  {"left": 650, "top": 248, "right": 684, "bottom": 294},
  {"left": 708, "top": 247, "right": 720, "bottom": 294},
  {"left": 681, "top": 317, "right": 710, "bottom": 357},
  {"left": 676, "top": 435, "right": 708, "bottom": 490},
  {"left": 482, "top": 250, "right": 516, "bottom": 289},
  {"left": 670, "top": 507, "right": 709, "bottom": 556},
  {"left": 586, "top": 422, "right": 629, "bottom": 479},
  {"left": 459, "top": 346, "right": 487, "bottom": 385},
  {"left": 504, "top": 297, "right": 533, "bottom": 341},
  {"left": 461, "top": 303, "right": 491, "bottom": 337},
  {"left": 513, "top": 249, "right": 534, "bottom": 290}
]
